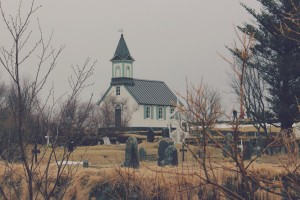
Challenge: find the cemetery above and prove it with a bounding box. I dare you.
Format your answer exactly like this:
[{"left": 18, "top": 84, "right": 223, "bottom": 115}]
[
  {"left": 0, "top": 112, "right": 298, "bottom": 199},
  {"left": 49, "top": 125, "right": 300, "bottom": 168},
  {"left": 26, "top": 126, "right": 298, "bottom": 199}
]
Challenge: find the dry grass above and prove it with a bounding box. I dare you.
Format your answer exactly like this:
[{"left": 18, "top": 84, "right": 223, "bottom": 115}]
[
  {"left": 0, "top": 154, "right": 289, "bottom": 199},
  {"left": 0, "top": 138, "right": 297, "bottom": 199}
]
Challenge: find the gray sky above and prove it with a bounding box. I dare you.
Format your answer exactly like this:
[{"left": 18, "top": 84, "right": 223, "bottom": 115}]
[{"left": 0, "top": 0, "right": 261, "bottom": 110}]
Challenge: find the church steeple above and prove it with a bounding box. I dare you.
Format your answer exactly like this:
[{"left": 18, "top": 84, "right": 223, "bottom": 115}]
[
  {"left": 111, "top": 34, "right": 135, "bottom": 61},
  {"left": 110, "top": 34, "right": 135, "bottom": 86}
]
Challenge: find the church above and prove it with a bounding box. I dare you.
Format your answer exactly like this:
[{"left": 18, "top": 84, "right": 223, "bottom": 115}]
[{"left": 99, "top": 34, "right": 180, "bottom": 130}]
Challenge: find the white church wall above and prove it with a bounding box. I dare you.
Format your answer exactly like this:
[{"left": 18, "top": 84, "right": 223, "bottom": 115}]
[
  {"left": 130, "top": 105, "right": 170, "bottom": 128},
  {"left": 100, "top": 85, "right": 174, "bottom": 128}
]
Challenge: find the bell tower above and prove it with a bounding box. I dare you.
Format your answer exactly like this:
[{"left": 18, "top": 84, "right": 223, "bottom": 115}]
[{"left": 110, "top": 34, "right": 135, "bottom": 86}]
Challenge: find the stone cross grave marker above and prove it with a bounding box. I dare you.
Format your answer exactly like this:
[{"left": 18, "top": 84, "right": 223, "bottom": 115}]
[
  {"left": 32, "top": 143, "right": 40, "bottom": 164},
  {"left": 180, "top": 143, "right": 187, "bottom": 162},
  {"left": 45, "top": 134, "right": 50, "bottom": 146},
  {"left": 170, "top": 127, "right": 189, "bottom": 144}
]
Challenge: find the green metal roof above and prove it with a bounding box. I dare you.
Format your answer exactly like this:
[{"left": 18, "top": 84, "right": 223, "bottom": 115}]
[
  {"left": 99, "top": 79, "right": 178, "bottom": 106},
  {"left": 125, "top": 79, "right": 177, "bottom": 106},
  {"left": 111, "top": 34, "right": 135, "bottom": 61}
]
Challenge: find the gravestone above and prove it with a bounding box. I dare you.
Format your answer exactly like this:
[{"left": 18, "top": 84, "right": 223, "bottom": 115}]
[
  {"left": 147, "top": 129, "right": 155, "bottom": 142},
  {"left": 139, "top": 147, "right": 147, "bottom": 161},
  {"left": 83, "top": 160, "right": 89, "bottom": 168},
  {"left": 162, "top": 128, "right": 170, "bottom": 138},
  {"left": 67, "top": 141, "right": 75, "bottom": 152},
  {"left": 223, "top": 133, "right": 233, "bottom": 158},
  {"left": 158, "top": 138, "right": 174, "bottom": 166},
  {"left": 161, "top": 145, "right": 178, "bottom": 166},
  {"left": 243, "top": 141, "right": 253, "bottom": 160},
  {"left": 103, "top": 137, "right": 111, "bottom": 145},
  {"left": 123, "top": 137, "right": 139, "bottom": 168}
]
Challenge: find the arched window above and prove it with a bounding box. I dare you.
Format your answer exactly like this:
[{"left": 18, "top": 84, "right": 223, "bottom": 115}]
[
  {"left": 116, "top": 86, "right": 120, "bottom": 95},
  {"left": 115, "top": 66, "right": 121, "bottom": 77},
  {"left": 145, "top": 106, "right": 151, "bottom": 119},
  {"left": 126, "top": 66, "right": 131, "bottom": 77},
  {"left": 158, "top": 107, "right": 163, "bottom": 119}
]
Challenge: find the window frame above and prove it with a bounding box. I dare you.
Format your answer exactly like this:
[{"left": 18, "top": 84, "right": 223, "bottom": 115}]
[
  {"left": 116, "top": 86, "right": 120, "bottom": 95},
  {"left": 170, "top": 107, "right": 175, "bottom": 119},
  {"left": 158, "top": 107, "right": 163, "bottom": 119},
  {"left": 145, "top": 106, "right": 151, "bottom": 119}
]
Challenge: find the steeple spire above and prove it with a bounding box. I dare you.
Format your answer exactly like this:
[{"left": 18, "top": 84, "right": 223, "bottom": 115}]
[
  {"left": 110, "top": 34, "right": 135, "bottom": 61},
  {"left": 110, "top": 34, "right": 135, "bottom": 85}
]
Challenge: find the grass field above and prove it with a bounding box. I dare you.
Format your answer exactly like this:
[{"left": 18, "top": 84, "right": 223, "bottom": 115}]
[{"left": 0, "top": 137, "right": 294, "bottom": 200}]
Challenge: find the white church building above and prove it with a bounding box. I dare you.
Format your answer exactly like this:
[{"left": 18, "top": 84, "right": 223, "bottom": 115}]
[{"left": 99, "top": 34, "right": 179, "bottom": 130}]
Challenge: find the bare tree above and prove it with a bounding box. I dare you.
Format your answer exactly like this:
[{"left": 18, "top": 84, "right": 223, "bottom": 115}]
[
  {"left": 177, "top": 80, "right": 284, "bottom": 199},
  {"left": 0, "top": 1, "right": 96, "bottom": 199},
  {"left": 98, "top": 95, "right": 118, "bottom": 132},
  {"left": 223, "top": 30, "right": 272, "bottom": 137},
  {"left": 98, "top": 95, "right": 138, "bottom": 135},
  {"left": 177, "top": 78, "right": 223, "bottom": 128},
  {"left": 176, "top": 79, "right": 233, "bottom": 197}
]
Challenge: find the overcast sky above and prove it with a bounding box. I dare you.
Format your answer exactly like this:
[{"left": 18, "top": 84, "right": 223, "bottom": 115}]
[{"left": 0, "top": 0, "right": 261, "bottom": 111}]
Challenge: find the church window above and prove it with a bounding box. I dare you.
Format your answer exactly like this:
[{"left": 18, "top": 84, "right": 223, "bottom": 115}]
[
  {"left": 116, "top": 86, "right": 120, "bottom": 95},
  {"left": 145, "top": 106, "right": 151, "bottom": 119},
  {"left": 126, "top": 66, "right": 131, "bottom": 77},
  {"left": 158, "top": 107, "right": 163, "bottom": 119},
  {"left": 115, "top": 66, "right": 121, "bottom": 77},
  {"left": 170, "top": 107, "right": 175, "bottom": 119}
]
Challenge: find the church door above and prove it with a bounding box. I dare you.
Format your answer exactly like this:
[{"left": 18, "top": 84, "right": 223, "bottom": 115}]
[{"left": 115, "top": 106, "right": 121, "bottom": 128}]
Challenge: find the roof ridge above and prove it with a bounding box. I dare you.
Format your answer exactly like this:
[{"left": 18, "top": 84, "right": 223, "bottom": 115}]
[{"left": 133, "top": 78, "right": 164, "bottom": 83}]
